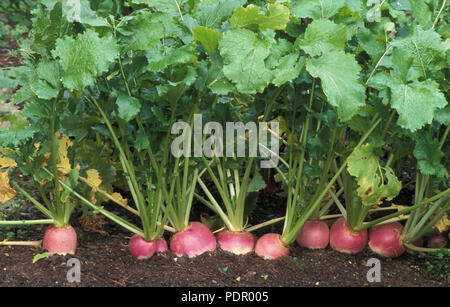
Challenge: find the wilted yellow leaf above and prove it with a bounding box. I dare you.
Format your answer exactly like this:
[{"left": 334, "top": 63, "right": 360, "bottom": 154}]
[
  {"left": 111, "top": 192, "right": 127, "bottom": 206},
  {"left": 56, "top": 134, "right": 73, "bottom": 176},
  {"left": 85, "top": 169, "right": 102, "bottom": 204},
  {"left": 78, "top": 214, "right": 108, "bottom": 235},
  {"left": 433, "top": 213, "right": 450, "bottom": 233},
  {"left": 86, "top": 169, "right": 102, "bottom": 187},
  {"left": 0, "top": 157, "right": 17, "bottom": 169},
  {"left": 0, "top": 171, "right": 16, "bottom": 204},
  {"left": 33, "top": 142, "right": 41, "bottom": 157}
]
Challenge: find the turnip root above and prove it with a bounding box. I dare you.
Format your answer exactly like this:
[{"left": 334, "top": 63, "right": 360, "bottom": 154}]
[
  {"left": 43, "top": 225, "right": 77, "bottom": 255},
  {"left": 406, "top": 237, "right": 423, "bottom": 254},
  {"left": 217, "top": 230, "right": 254, "bottom": 255},
  {"left": 368, "top": 222, "right": 405, "bottom": 258},
  {"left": 329, "top": 217, "right": 367, "bottom": 254},
  {"left": 254, "top": 233, "right": 289, "bottom": 260},
  {"left": 155, "top": 237, "right": 168, "bottom": 253},
  {"left": 129, "top": 234, "right": 156, "bottom": 259},
  {"left": 296, "top": 220, "right": 329, "bottom": 249},
  {"left": 170, "top": 222, "right": 216, "bottom": 257},
  {"left": 427, "top": 235, "right": 447, "bottom": 248}
]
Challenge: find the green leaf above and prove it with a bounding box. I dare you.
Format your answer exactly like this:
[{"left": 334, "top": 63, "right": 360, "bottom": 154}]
[
  {"left": 115, "top": 93, "right": 141, "bottom": 122},
  {"left": 30, "top": 60, "right": 61, "bottom": 100},
  {"left": 247, "top": 171, "right": 267, "bottom": 192},
  {"left": 229, "top": 4, "right": 290, "bottom": 31},
  {"left": 409, "top": 0, "right": 433, "bottom": 30},
  {"left": 435, "top": 105, "right": 450, "bottom": 125},
  {"left": 357, "top": 26, "right": 384, "bottom": 61},
  {"left": 192, "top": 0, "right": 246, "bottom": 29},
  {"left": 388, "top": 79, "right": 447, "bottom": 132},
  {"left": 136, "top": 0, "right": 189, "bottom": 17},
  {"left": 62, "top": 0, "right": 109, "bottom": 27},
  {"left": 296, "top": 19, "right": 346, "bottom": 56},
  {"left": 219, "top": 28, "right": 272, "bottom": 94},
  {"left": 193, "top": 26, "right": 221, "bottom": 56},
  {"left": 52, "top": 29, "right": 118, "bottom": 90},
  {"left": 135, "top": 129, "right": 149, "bottom": 152},
  {"left": 23, "top": 101, "right": 50, "bottom": 119},
  {"left": 33, "top": 252, "right": 52, "bottom": 263},
  {"left": 290, "top": 0, "right": 346, "bottom": 20},
  {"left": 121, "top": 11, "right": 166, "bottom": 51},
  {"left": 391, "top": 26, "right": 445, "bottom": 80},
  {"left": 347, "top": 144, "right": 401, "bottom": 206},
  {"left": 196, "top": 53, "right": 235, "bottom": 95},
  {"left": 146, "top": 43, "right": 195, "bottom": 72},
  {"left": 272, "top": 53, "right": 304, "bottom": 86},
  {"left": 390, "top": 47, "right": 414, "bottom": 83},
  {"left": 306, "top": 51, "right": 365, "bottom": 121},
  {"left": 413, "top": 132, "right": 445, "bottom": 177},
  {"left": 31, "top": 2, "right": 72, "bottom": 56},
  {"left": 0, "top": 114, "right": 37, "bottom": 147}
]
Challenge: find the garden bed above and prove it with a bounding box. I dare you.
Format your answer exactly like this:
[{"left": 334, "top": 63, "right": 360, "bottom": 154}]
[
  {"left": 1, "top": 195, "right": 447, "bottom": 288},
  {"left": 1, "top": 224, "right": 446, "bottom": 287}
]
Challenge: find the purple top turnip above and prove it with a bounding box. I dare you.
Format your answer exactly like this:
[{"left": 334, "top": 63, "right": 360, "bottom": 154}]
[
  {"left": 329, "top": 217, "right": 367, "bottom": 254},
  {"left": 129, "top": 234, "right": 156, "bottom": 260},
  {"left": 254, "top": 233, "right": 289, "bottom": 260},
  {"left": 43, "top": 225, "right": 77, "bottom": 255},
  {"left": 427, "top": 235, "right": 447, "bottom": 248},
  {"left": 217, "top": 230, "right": 255, "bottom": 255},
  {"left": 296, "top": 220, "right": 329, "bottom": 249},
  {"left": 368, "top": 222, "right": 405, "bottom": 258},
  {"left": 170, "top": 222, "right": 216, "bottom": 258},
  {"left": 155, "top": 237, "right": 168, "bottom": 253}
]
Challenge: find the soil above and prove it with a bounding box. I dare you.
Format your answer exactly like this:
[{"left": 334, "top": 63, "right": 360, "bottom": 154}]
[{"left": 0, "top": 192, "right": 447, "bottom": 288}]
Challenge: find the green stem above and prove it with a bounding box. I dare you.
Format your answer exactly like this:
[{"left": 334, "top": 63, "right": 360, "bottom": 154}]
[
  {"left": 432, "top": 0, "right": 447, "bottom": 29},
  {"left": 10, "top": 181, "right": 53, "bottom": 219},
  {"left": 282, "top": 118, "right": 382, "bottom": 244},
  {"left": 49, "top": 93, "right": 62, "bottom": 224},
  {"left": 358, "top": 188, "right": 450, "bottom": 231},
  {"left": 404, "top": 243, "right": 448, "bottom": 253},
  {"left": 245, "top": 216, "right": 285, "bottom": 232},
  {"left": 45, "top": 168, "right": 145, "bottom": 237}
]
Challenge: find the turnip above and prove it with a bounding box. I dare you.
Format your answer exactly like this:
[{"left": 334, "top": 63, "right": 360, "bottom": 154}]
[
  {"left": 254, "top": 233, "right": 289, "bottom": 260},
  {"left": 330, "top": 217, "right": 367, "bottom": 254},
  {"left": 406, "top": 237, "right": 423, "bottom": 254},
  {"left": 368, "top": 222, "right": 405, "bottom": 258},
  {"left": 296, "top": 220, "right": 329, "bottom": 249},
  {"left": 427, "top": 235, "right": 447, "bottom": 248},
  {"left": 217, "top": 230, "right": 254, "bottom": 255},
  {"left": 170, "top": 222, "right": 216, "bottom": 258},
  {"left": 43, "top": 225, "right": 77, "bottom": 255},
  {"left": 155, "top": 237, "right": 168, "bottom": 253},
  {"left": 129, "top": 234, "right": 156, "bottom": 260}
]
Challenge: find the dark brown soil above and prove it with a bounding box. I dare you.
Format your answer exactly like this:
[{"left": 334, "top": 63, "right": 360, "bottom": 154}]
[
  {"left": 0, "top": 209, "right": 447, "bottom": 288},
  {"left": 0, "top": 46, "right": 20, "bottom": 68}
]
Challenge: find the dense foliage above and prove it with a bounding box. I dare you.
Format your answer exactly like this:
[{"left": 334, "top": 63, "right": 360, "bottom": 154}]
[{"left": 0, "top": 0, "right": 448, "bottom": 261}]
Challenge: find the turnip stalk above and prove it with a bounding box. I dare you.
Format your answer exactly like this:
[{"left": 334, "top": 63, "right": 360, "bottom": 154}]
[
  {"left": 196, "top": 87, "right": 286, "bottom": 255},
  {"left": 84, "top": 91, "right": 171, "bottom": 259},
  {"left": 255, "top": 79, "right": 382, "bottom": 259}
]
